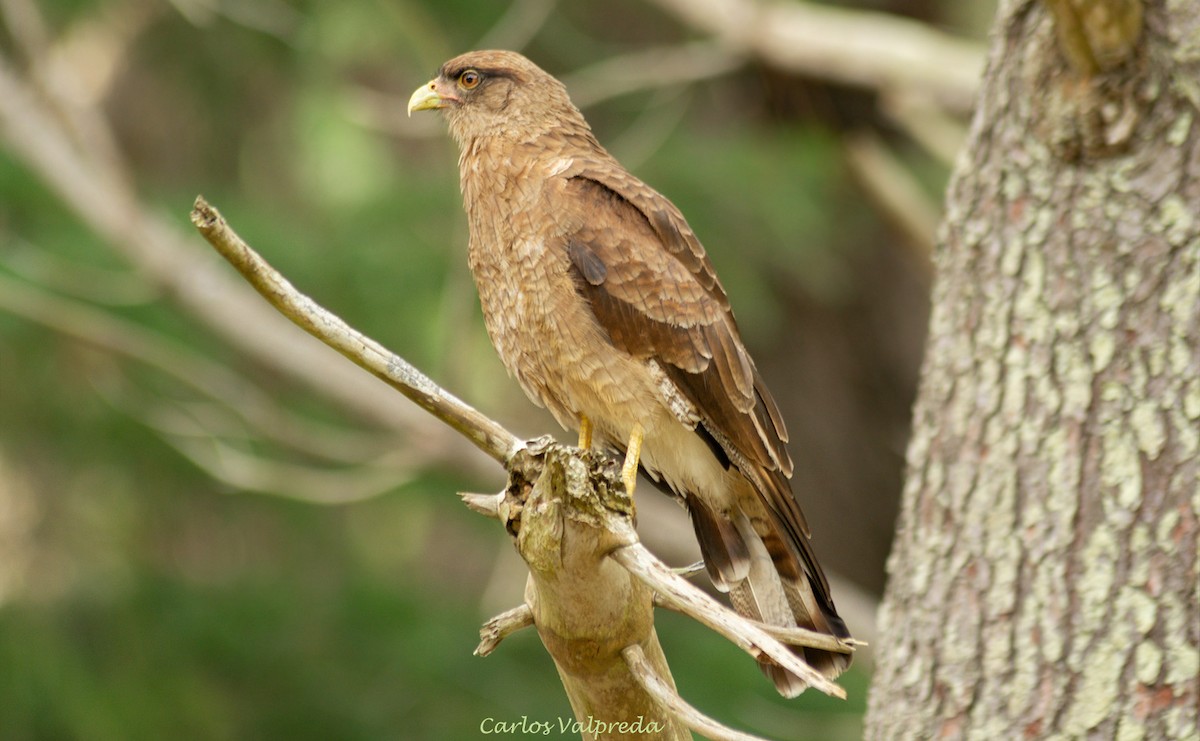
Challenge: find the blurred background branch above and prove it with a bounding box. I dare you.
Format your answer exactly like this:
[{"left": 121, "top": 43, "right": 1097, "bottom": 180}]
[
  {"left": 0, "top": 35, "right": 494, "bottom": 475},
  {"left": 646, "top": 0, "right": 985, "bottom": 112}
]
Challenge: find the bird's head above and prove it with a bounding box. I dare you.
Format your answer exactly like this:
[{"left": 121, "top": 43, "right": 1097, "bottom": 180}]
[{"left": 407, "top": 50, "right": 585, "bottom": 144}]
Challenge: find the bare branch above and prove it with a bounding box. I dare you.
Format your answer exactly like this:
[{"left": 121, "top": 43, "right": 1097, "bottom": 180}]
[
  {"left": 844, "top": 131, "right": 939, "bottom": 269},
  {"left": 150, "top": 398, "right": 407, "bottom": 468},
  {"left": 671, "top": 560, "right": 706, "bottom": 578},
  {"left": 650, "top": 589, "right": 861, "bottom": 653},
  {"left": 25, "top": 0, "right": 154, "bottom": 180},
  {"left": 562, "top": 41, "right": 742, "bottom": 108},
  {"left": 0, "top": 272, "right": 403, "bottom": 468},
  {"left": 474, "top": 0, "right": 558, "bottom": 53},
  {"left": 0, "top": 0, "right": 51, "bottom": 66},
  {"left": 881, "top": 92, "right": 967, "bottom": 168},
  {"left": 0, "top": 53, "right": 496, "bottom": 480},
  {"left": 610, "top": 534, "right": 847, "bottom": 698},
  {"left": 604, "top": 86, "right": 693, "bottom": 172},
  {"left": 754, "top": 623, "right": 864, "bottom": 651},
  {"left": 644, "top": 0, "right": 984, "bottom": 112},
  {"left": 155, "top": 430, "right": 411, "bottom": 505},
  {"left": 475, "top": 604, "right": 535, "bottom": 657},
  {"left": 212, "top": 0, "right": 301, "bottom": 40},
  {"left": 459, "top": 491, "right": 505, "bottom": 520},
  {"left": 167, "top": 0, "right": 301, "bottom": 39},
  {"left": 1, "top": 238, "right": 158, "bottom": 306},
  {"left": 190, "top": 197, "right": 521, "bottom": 466},
  {"left": 622, "top": 644, "right": 771, "bottom": 741}
]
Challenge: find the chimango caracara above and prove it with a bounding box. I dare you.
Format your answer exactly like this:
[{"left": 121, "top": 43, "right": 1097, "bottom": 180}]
[{"left": 409, "top": 50, "right": 850, "bottom": 695}]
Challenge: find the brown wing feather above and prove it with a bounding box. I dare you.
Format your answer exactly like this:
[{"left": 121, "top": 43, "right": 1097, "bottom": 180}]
[
  {"left": 560, "top": 166, "right": 791, "bottom": 472},
  {"left": 556, "top": 163, "right": 848, "bottom": 630}
]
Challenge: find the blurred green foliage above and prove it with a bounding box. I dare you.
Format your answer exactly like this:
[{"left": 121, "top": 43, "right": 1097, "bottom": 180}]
[{"left": 0, "top": 0, "right": 991, "bottom": 738}]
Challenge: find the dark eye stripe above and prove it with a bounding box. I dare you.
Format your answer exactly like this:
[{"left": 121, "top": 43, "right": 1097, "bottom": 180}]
[{"left": 439, "top": 65, "right": 519, "bottom": 83}]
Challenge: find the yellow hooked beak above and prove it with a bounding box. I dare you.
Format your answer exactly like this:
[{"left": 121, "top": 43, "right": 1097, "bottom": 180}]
[{"left": 407, "top": 78, "right": 456, "bottom": 116}]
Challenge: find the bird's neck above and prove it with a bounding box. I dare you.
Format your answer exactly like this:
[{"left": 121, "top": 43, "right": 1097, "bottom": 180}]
[
  {"left": 457, "top": 136, "right": 539, "bottom": 242},
  {"left": 456, "top": 124, "right": 598, "bottom": 199}
]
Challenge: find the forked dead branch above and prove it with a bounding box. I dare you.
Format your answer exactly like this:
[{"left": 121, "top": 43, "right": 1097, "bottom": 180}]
[{"left": 190, "top": 196, "right": 856, "bottom": 740}]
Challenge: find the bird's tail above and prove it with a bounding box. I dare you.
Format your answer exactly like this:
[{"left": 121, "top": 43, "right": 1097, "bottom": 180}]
[
  {"left": 688, "top": 494, "right": 851, "bottom": 697},
  {"left": 728, "top": 519, "right": 851, "bottom": 696}
]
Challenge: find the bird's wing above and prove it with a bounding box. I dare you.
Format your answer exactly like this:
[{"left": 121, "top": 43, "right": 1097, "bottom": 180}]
[{"left": 554, "top": 156, "right": 820, "bottom": 549}]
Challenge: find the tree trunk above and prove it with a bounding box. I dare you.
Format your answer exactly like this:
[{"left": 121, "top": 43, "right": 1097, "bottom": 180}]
[{"left": 866, "top": 1, "right": 1199, "bottom": 739}]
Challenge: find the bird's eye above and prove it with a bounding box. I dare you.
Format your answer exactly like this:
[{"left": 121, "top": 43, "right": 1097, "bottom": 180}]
[{"left": 458, "top": 70, "right": 481, "bottom": 90}]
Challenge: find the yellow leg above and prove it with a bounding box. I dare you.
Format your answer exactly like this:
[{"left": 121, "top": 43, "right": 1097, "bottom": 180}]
[
  {"left": 621, "top": 422, "right": 644, "bottom": 495},
  {"left": 577, "top": 414, "right": 593, "bottom": 449}
]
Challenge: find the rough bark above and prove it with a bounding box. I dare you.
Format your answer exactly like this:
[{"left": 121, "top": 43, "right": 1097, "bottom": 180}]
[{"left": 866, "top": 1, "right": 1200, "bottom": 739}]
